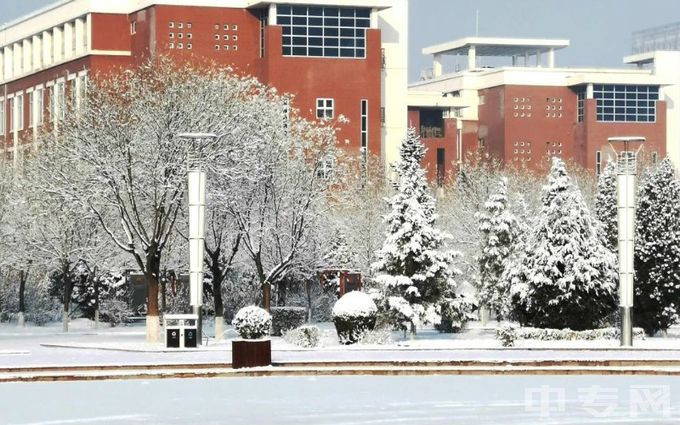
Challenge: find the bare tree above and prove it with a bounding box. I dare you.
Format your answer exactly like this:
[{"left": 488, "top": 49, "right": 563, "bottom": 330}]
[{"left": 48, "top": 59, "right": 290, "bottom": 341}]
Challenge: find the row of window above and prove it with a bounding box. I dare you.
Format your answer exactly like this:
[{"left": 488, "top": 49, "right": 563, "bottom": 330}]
[
  {"left": 278, "top": 6, "right": 370, "bottom": 58},
  {"left": 593, "top": 85, "right": 659, "bottom": 122},
  {"left": 0, "top": 75, "right": 87, "bottom": 136}
]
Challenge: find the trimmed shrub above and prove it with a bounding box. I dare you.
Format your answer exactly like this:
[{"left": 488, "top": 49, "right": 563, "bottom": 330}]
[
  {"left": 332, "top": 291, "right": 377, "bottom": 344},
  {"left": 232, "top": 306, "right": 271, "bottom": 339},
  {"left": 496, "top": 324, "right": 518, "bottom": 347},
  {"left": 435, "top": 297, "right": 477, "bottom": 333},
  {"left": 495, "top": 326, "right": 645, "bottom": 344},
  {"left": 271, "top": 306, "right": 307, "bottom": 336},
  {"left": 283, "top": 325, "right": 321, "bottom": 348}
]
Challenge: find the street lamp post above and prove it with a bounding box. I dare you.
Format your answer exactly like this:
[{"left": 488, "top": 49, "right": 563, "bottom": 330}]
[
  {"left": 608, "top": 136, "right": 645, "bottom": 347},
  {"left": 178, "top": 132, "right": 217, "bottom": 345}
]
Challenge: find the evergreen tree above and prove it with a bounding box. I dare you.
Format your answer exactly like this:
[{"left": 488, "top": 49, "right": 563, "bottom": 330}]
[
  {"left": 634, "top": 158, "right": 680, "bottom": 335},
  {"left": 510, "top": 158, "right": 617, "bottom": 330},
  {"left": 595, "top": 160, "right": 618, "bottom": 252},
  {"left": 372, "top": 128, "right": 471, "bottom": 333},
  {"left": 476, "top": 177, "right": 519, "bottom": 318}
]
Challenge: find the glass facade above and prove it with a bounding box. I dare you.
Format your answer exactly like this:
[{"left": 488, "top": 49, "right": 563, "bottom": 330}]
[
  {"left": 277, "top": 5, "right": 370, "bottom": 58},
  {"left": 594, "top": 84, "right": 658, "bottom": 122}
]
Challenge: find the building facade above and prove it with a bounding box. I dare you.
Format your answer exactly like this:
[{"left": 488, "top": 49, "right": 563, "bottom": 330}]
[
  {"left": 0, "top": 0, "right": 408, "bottom": 169},
  {"left": 409, "top": 37, "right": 675, "bottom": 182}
]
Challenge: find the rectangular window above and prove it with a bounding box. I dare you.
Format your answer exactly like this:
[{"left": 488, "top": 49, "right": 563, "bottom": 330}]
[
  {"left": 12, "top": 93, "right": 24, "bottom": 132},
  {"left": 576, "top": 87, "right": 585, "bottom": 122},
  {"left": 593, "top": 84, "right": 658, "bottom": 122},
  {"left": 595, "top": 150, "right": 602, "bottom": 176},
  {"left": 652, "top": 151, "right": 658, "bottom": 165},
  {"left": 316, "top": 98, "right": 334, "bottom": 120},
  {"left": 360, "top": 99, "right": 368, "bottom": 150},
  {"left": 437, "top": 148, "right": 445, "bottom": 187},
  {"left": 0, "top": 100, "right": 5, "bottom": 136},
  {"left": 130, "top": 21, "right": 137, "bottom": 35},
  {"left": 259, "top": 9, "right": 267, "bottom": 58},
  {"left": 29, "top": 91, "right": 35, "bottom": 128},
  {"left": 35, "top": 88, "right": 44, "bottom": 126},
  {"left": 278, "top": 6, "right": 370, "bottom": 58},
  {"left": 419, "top": 108, "right": 444, "bottom": 138}
]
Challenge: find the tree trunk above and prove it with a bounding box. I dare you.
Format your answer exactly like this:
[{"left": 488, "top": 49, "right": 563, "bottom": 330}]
[
  {"left": 18, "top": 270, "right": 27, "bottom": 327},
  {"left": 62, "top": 261, "right": 71, "bottom": 332},
  {"left": 255, "top": 253, "right": 271, "bottom": 312},
  {"left": 93, "top": 267, "right": 100, "bottom": 329},
  {"left": 211, "top": 258, "right": 225, "bottom": 341},
  {"left": 145, "top": 253, "right": 161, "bottom": 342}
]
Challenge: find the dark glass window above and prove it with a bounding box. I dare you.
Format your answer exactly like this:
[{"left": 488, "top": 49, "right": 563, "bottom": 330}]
[
  {"left": 593, "top": 84, "right": 658, "bottom": 122},
  {"left": 278, "top": 5, "right": 370, "bottom": 58}
]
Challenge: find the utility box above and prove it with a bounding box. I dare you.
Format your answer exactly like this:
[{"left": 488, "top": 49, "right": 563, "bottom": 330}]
[{"left": 164, "top": 314, "right": 199, "bottom": 348}]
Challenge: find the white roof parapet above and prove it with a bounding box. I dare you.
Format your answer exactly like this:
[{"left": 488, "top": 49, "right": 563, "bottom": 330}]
[
  {"left": 407, "top": 90, "right": 471, "bottom": 108},
  {"left": 423, "top": 37, "right": 569, "bottom": 57},
  {"left": 246, "top": 0, "right": 393, "bottom": 9}
]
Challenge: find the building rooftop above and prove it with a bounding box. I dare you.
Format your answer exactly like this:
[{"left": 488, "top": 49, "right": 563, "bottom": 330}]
[{"left": 423, "top": 37, "right": 570, "bottom": 57}]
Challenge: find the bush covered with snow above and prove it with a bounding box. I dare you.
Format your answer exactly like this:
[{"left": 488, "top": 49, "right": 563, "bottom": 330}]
[
  {"left": 435, "top": 296, "right": 477, "bottom": 333},
  {"left": 332, "top": 291, "right": 377, "bottom": 344},
  {"left": 495, "top": 326, "right": 645, "bottom": 344},
  {"left": 99, "top": 296, "right": 133, "bottom": 327},
  {"left": 496, "top": 323, "right": 518, "bottom": 347},
  {"left": 357, "top": 328, "right": 393, "bottom": 345},
  {"left": 283, "top": 325, "right": 321, "bottom": 348},
  {"left": 232, "top": 306, "right": 272, "bottom": 339},
  {"left": 271, "top": 306, "right": 307, "bottom": 336}
]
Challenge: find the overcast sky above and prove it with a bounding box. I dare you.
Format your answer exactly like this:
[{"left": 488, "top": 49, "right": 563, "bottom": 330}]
[{"left": 3, "top": 0, "right": 680, "bottom": 82}]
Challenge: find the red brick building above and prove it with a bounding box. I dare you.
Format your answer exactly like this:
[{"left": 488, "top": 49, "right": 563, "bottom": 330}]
[
  {"left": 0, "top": 0, "right": 408, "bottom": 168},
  {"left": 409, "top": 37, "right": 672, "bottom": 182}
]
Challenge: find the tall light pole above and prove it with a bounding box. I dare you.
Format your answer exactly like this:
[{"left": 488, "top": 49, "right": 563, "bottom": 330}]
[
  {"left": 178, "top": 132, "right": 217, "bottom": 345},
  {"left": 608, "top": 136, "right": 645, "bottom": 347}
]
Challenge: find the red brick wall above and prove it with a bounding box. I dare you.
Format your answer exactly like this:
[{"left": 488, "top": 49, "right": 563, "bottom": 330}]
[{"left": 262, "top": 25, "right": 382, "bottom": 156}]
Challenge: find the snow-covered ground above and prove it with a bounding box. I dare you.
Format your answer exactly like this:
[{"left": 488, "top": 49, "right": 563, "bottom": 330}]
[
  {"left": 2, "top": 375, "right": 680, "bottom": 424},
  {"left": 3, "top": 319, "right": 680, "bottom": 369}
]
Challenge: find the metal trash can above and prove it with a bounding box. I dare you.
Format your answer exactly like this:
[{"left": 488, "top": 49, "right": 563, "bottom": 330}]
[{"left": 164, "top": 314, "right": 199, "bottom": 348}]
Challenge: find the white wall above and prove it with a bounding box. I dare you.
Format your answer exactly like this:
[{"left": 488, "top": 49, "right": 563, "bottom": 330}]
[{"left": 378, "top": 0, "right": 408, "bottom": 174}]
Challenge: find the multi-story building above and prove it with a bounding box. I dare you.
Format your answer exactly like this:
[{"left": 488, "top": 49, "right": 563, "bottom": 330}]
[
  {"left": 409, "top": 36, "right": 677, "bottom": 183},
  {"left": 0, "top": 0, "right": 408, "bottom": 169}
]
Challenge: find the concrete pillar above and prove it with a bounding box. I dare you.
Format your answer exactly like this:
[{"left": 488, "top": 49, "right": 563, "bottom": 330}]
[
  {"left": 548, "top": 48, "right": 555, "bottom": 68},
  {"left": 586, "top": 83, "right": 594, "bottom": 99},
  {"left": 524, "top": 51, "right": 529, "bottom": 66},
  {"left": 536, "top": 50, "right": 541, "bottom": 67},
  {"left": 433, "top": 53, "right": 443, "bottom": 77},
  {"left": 511, "top": 55, "right": 517, "bottom": 66},
  {"left": 468, "top": 45, "right": 476, "bottom": 69}
]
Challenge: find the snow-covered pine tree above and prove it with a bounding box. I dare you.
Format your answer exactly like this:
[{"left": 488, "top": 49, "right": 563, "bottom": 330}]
[
  {"left": 634, "top": 158, "right": 680, "bottom": 335},
  {"left": 372, "top": 127, "right": 472, "bottom": 334},
  {"left": 475, "top": 177, "right": 518, "bottom": 319},
  {"left": 510, "top": 158, "right": 617, "bottom": 330},
  {"left": 595, "top": 160, "right": 618, "bottom": 252}
]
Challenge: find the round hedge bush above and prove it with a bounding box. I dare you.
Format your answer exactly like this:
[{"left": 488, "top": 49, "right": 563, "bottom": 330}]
[
  {"left": 332, "top": 291, "right": 377, "bottom": 344},
  {"left": 232, "top": 306, "right": 271, "bottom": 339}
]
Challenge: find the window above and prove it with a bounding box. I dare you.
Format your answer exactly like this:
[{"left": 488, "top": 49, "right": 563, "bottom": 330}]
[
  {"left": 593, "top": 84, "right": 658, "bottom": 122},
  {"left": 187, "top": 43, "right": 192, "bottom": 50},
  {"left": 259, "top": 9, "right": 267, "bottom": 58},
  {"left": 12, "top": 93, "right": 24, "bottom": 132},
  {"left": 596, "top": 151, "right": 602, "bottom": 176},
  {"left": 437, "top": 148, "right": 445, "bottom": 187},
  {"left": 169, "top": 22, "right": 175, "bottom": 28},
  {"left": 130, "top": 21, "right": 137, "bottom": 35},
  {"left": 169, "top": 33, "right": 175, "bottom": 39},
  {"left": 652, "top": 151, "right": 658, "bottom": 165},
  {"left": 278, "top": 6, "right": 370, "bottom": 58},
  {"left": 29, "top": 91, "right": 35, "bottom": 128},
  {"left": 316, "top": 157, "right": 335, "bottom": 179},
  {"left": 479, "top": 95, "right": 486, "bottom": 105},
  {"left": 360, "top": 99, "right": 368, "bottom": 150},
  {"left": 380, "top": 106, "right": 386, "bottom": 124},
  {"left": 35, "top": 88, "right": 44, "bottom": 125},
  {"left": 420, "top": 108, "right": 444, "bottom": 138},
  {"left": 0, "top": 100, "right": 5, "bottom": 136},
  {"left": 232, "top": 25, "right": 238, "bottom": 31},
  {"left": 316, "top": 98, "right": 334, "bottom": 119},
  {"left": 178, "top": 23, "right": 183, "bottom": 29}
]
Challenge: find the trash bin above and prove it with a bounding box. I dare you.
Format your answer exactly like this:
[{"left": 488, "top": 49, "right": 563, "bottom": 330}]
[{"left": 164, "top": 314, "right": 199, "bottom": 348}]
